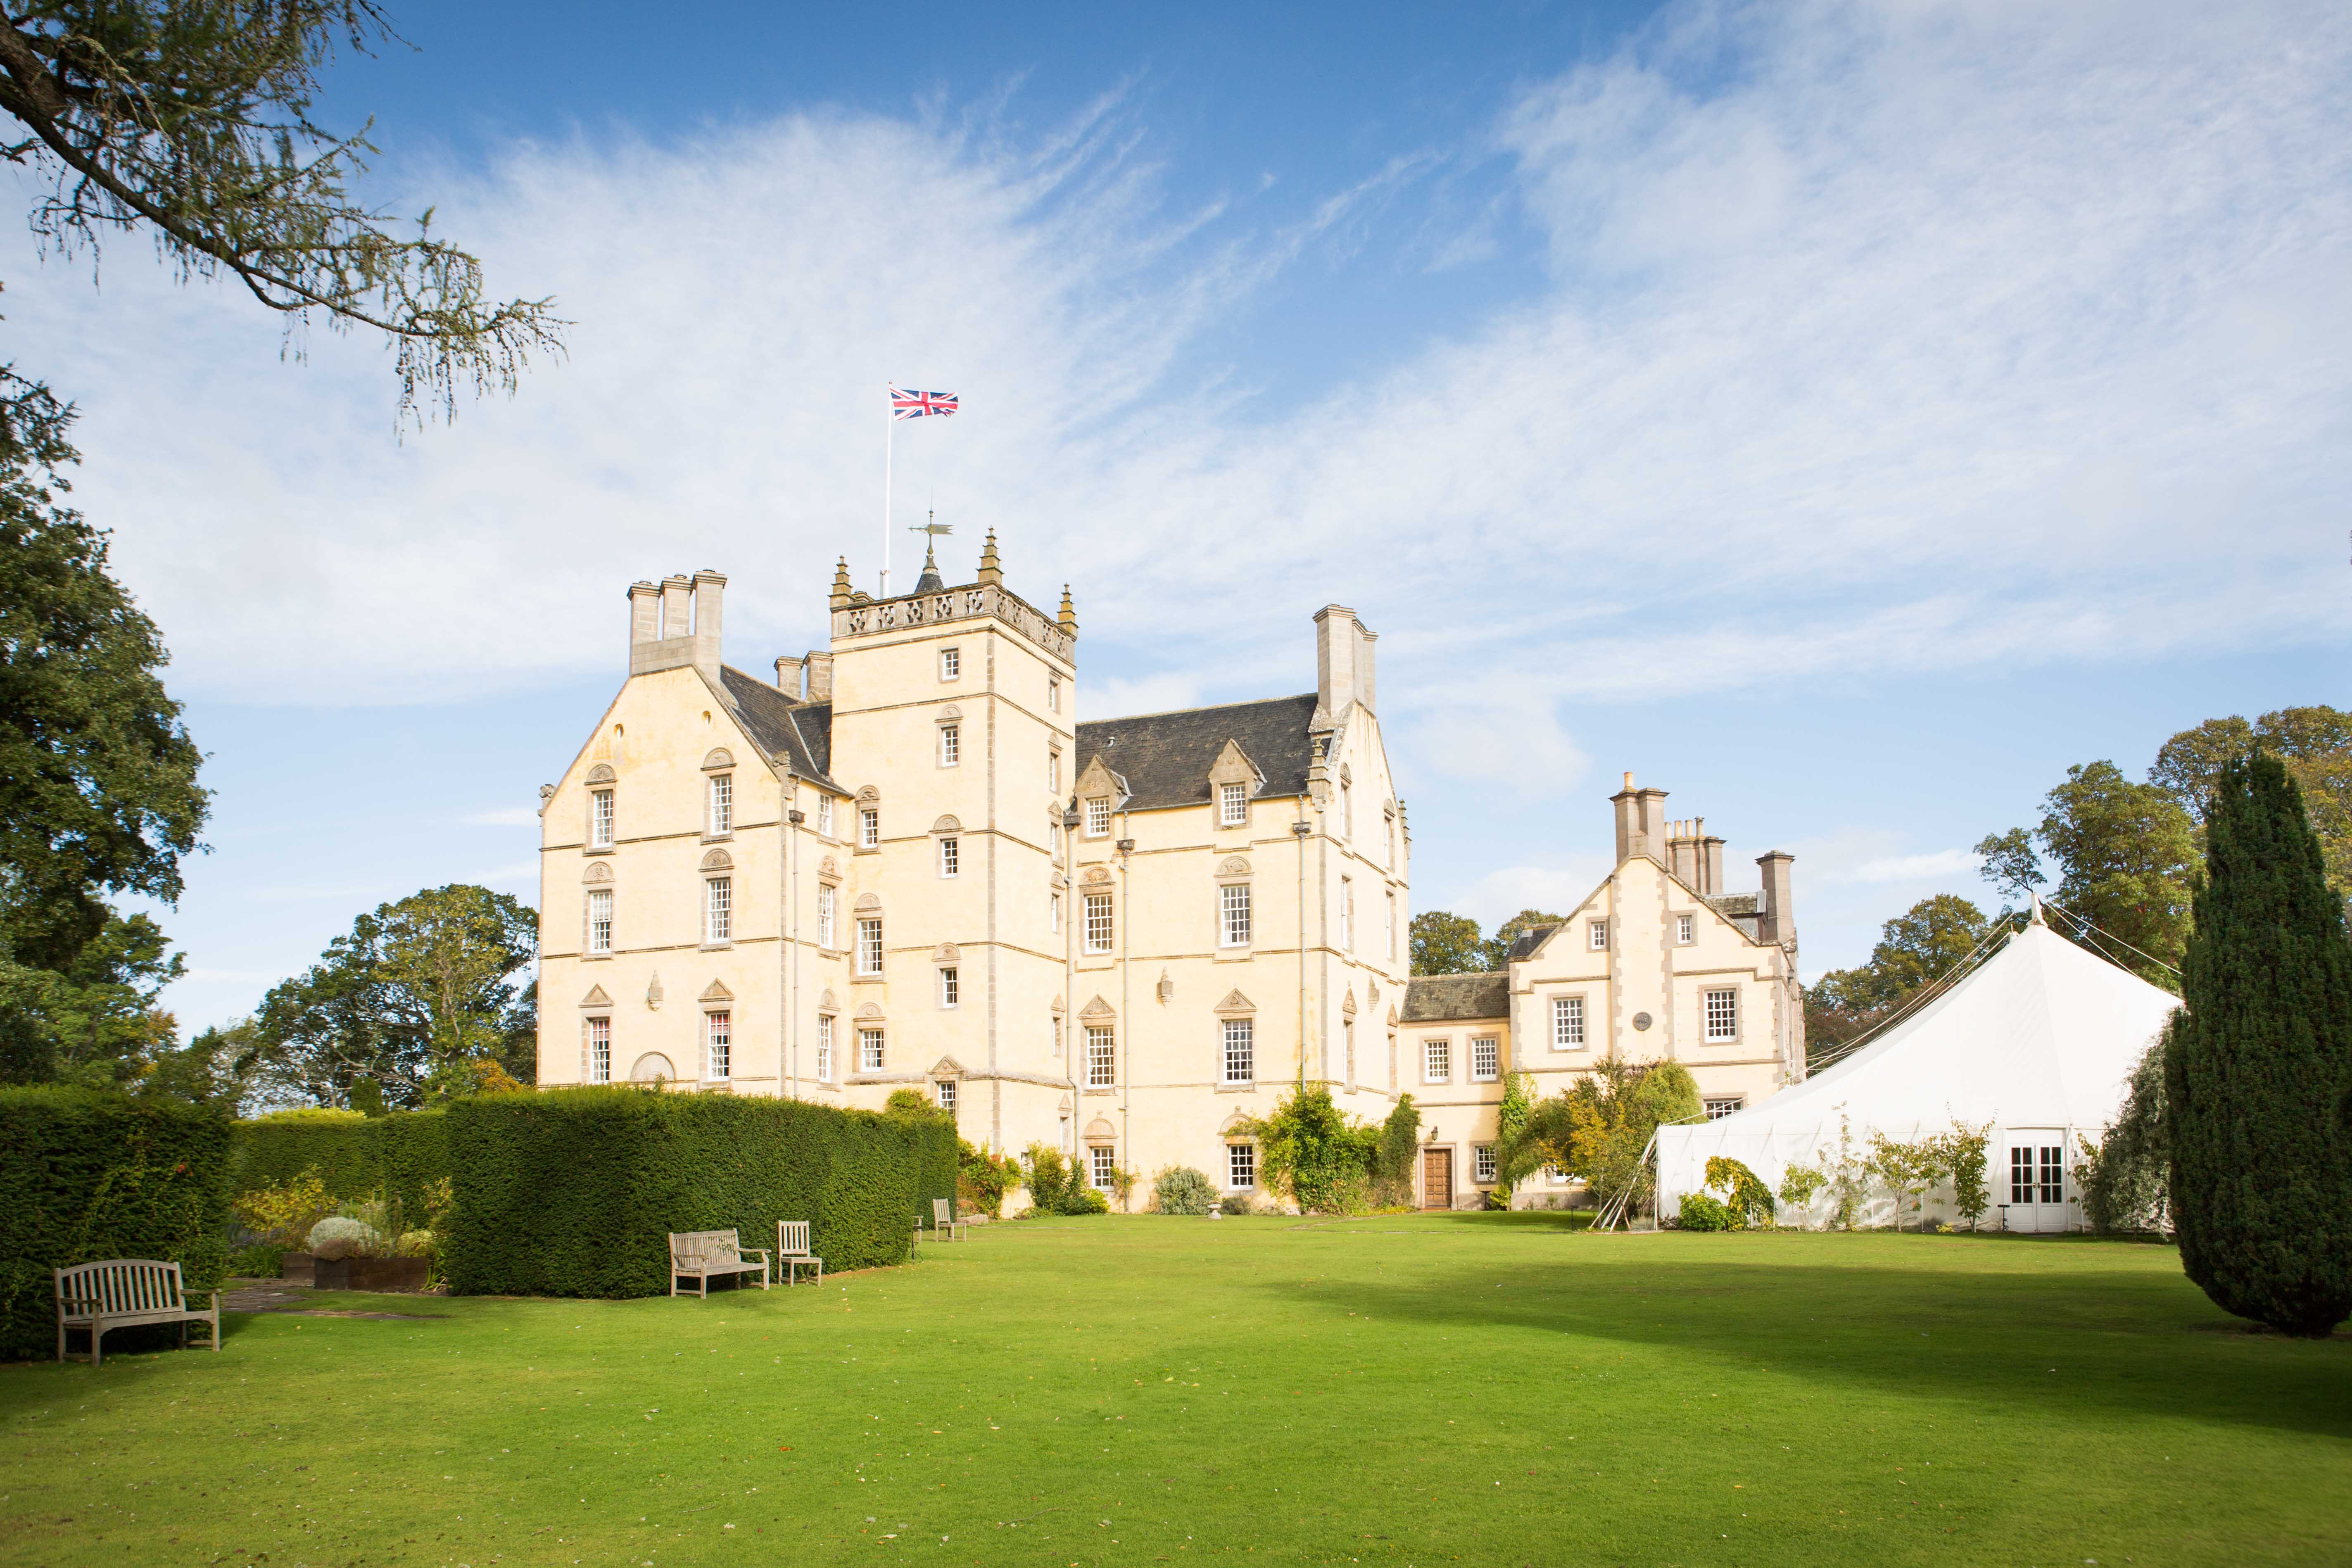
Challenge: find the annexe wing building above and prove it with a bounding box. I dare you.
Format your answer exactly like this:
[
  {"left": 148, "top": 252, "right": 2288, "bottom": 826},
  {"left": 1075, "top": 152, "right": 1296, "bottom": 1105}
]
[{"left": 534, "top": 539, "right": 1804, "bottom": 1208}]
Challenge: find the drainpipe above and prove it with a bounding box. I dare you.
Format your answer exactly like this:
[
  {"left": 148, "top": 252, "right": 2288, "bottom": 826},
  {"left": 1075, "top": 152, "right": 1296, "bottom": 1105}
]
[
  {"left": 1294, "top": 816, "right": 1311, "bottom": 1088},
  {"left": 1115, "top": 813, "right": 1135, "bottom": 1212},
  {"left": 1062, "top": 805, "right": 1081, "bottom": 1202},
  {"left": 786, "top": 781, "right": 803, "bottom": 1101}
]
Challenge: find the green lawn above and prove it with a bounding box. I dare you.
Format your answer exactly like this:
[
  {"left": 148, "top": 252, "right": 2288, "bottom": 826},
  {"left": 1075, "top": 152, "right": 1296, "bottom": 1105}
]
[{"left": 5, "top": 1214, "right": 2349, "bottom": 1567}]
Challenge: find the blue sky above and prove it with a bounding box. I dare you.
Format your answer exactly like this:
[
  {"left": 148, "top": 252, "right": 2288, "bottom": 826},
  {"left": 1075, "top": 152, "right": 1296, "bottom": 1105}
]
[{"left": 6, "top": 1, "right": 2347, "bottom": 1033}]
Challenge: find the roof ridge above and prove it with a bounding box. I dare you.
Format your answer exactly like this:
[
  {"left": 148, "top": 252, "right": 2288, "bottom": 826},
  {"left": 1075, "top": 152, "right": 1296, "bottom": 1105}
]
[{"left": 1078, "top": 691, "right": 1316, "bottom": 727}]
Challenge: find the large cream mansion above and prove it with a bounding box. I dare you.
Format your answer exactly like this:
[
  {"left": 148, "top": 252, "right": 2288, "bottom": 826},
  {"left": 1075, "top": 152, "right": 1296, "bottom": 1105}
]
[{"left": 534, "top": 538, "right": 1806, "bottom": 1209}]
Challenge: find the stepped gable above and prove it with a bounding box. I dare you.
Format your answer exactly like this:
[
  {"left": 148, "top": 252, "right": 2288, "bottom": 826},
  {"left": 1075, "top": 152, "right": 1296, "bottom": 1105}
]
[
  {"left": 719, "top": 665, "right": 839, "bottom": 790},
  {"left": 1074, "top": 692, "right": 1320, "bottom": 811},
  {"left": 1402, "top": 971, "right": 1509, "bottom": 1023}
]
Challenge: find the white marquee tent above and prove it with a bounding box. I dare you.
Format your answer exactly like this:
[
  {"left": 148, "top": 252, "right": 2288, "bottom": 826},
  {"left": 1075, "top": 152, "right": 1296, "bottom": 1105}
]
[{"left": 1656, "top": 912, "right": 2180, "bottom": 1231}]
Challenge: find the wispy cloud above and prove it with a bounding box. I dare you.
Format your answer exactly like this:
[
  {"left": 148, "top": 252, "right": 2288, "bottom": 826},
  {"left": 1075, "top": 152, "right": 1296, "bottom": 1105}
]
[
  {"left": 461, "top": 806, "right": 542, "bottom": 828},
  {"left": 1836, "top": 849, "right": 1981, "bottom": 885},
  {"left": 4, "top": 1, "right": 2342, "bottom": 734}
]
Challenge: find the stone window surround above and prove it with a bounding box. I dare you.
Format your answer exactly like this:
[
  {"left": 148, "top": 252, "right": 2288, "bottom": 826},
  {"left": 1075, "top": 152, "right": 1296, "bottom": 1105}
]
[
  {"left": 584, "top": 763, "right": 618, "bottom": 854},
  {"left": 1547, "top": 991, "right": 1590, "bottom": 1052},
  {"left": 1422, "top": 1034, "right": 1452, "bottom": 1085},
  {"left": 580, "top": 862, "right": 615, "bottom": 960},
  {"left": 935, "top": 705, "right": 963, "bottom": 769},
  {"left": 1214, "top": 991, "right": 1256, "bottom": 1090},
  {"left": 698, "top": 848, "right": 734, "bottom": 950},
  {"left": 701, "top": 1000, "right": 732, "bottom": 1082},
  {"left": 581, "top": 1010, "right": 613, "bottom": 1085},
  {"left": 701, "top": 749, "right": 734, "bottom": 842}
]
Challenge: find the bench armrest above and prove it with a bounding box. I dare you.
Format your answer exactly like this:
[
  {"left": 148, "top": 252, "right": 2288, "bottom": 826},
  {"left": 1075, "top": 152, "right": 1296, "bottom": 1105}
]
[{"left": 739, "top": 1247, "right": 770, "bottom": 1262}]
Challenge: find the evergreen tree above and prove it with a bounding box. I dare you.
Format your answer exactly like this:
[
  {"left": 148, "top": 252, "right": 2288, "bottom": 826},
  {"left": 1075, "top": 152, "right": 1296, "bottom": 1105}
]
[{"left": 2165, "top": 753, "right": 2352, "bottom": 1337}]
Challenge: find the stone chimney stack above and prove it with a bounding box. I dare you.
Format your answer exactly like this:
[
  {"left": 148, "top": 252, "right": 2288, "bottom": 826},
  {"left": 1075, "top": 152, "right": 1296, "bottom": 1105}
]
[
  {"left": 774, "top": 654, "right": 803, "bottom": 698},
  {"left": 627, "top": 580, "right": 660, "bottom": 654},
  {"left": 1756, "top": 851, "right": 1796, "bottom": 948},
  {"left": 1668, "top": 820, "right": 1700, "bottom": 886},
  {"left": 1702, "top": 832, "right": 1726, "bottom": 895},
  {"left": 804, "top": 651, "right": 834, "bottom": 702},
  {"left": 1313, "top": 604, "right": 1373, "bottom": 726},
  {"left": 660, "top": 574, "right": 693, "bottom": 640},
  {"left": 690, "top": 570, "right": 725, "bottom": 682}
]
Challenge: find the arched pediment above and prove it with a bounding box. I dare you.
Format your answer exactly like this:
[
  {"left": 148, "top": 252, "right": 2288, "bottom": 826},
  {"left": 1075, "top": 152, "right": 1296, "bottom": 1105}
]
[
  {"left": 1214, "top": 989, "right": 1255, "bottom": 1017},
  {"left": 699, "top": 848, "right": 733, "bottom": 871},
  {"left": 1079, "top": 994, "right": 1116, "bottom": 1020},
  {"left": 856, "top": 1002, "right": 884, "bottom": 1020},
  {"left": 1339, "top": 762, "right": 1353, "bottom": 785},
  {"left": 855, "top": 784, "right": 881, "bottom": 804},
  {"left": 1083, "top": 1117, "right": 1117, "bottom": 1142},
  {"left": 1219, "top": 1111, "right": 1253, "bottom": 1135},
  {"left": 931, "top": 815, "right": 962, "bottom": 834},
  {"left": 818, "top": 855, "right": 840, "bottom": 881},
  {"left": 583, "top": 862, "right": 613, "bottom": 884},
  {"left": 933, "top": 943, "right": 961, "bottom": 963},
  {"left": 1216, "top": 855, "right": 1251, "bottom": 877},
  {"left": 1081, "top": 865, "right": 1113, "bottom": 886},
  {"left": 936, "top": 703, "right": 964, "bottom": 721},
  {"left": 585, "top": 763, "right": 617, "bottom": 784},
  {"left": 854, "top": 892, "right": 881, "bottom": 911},
  {"left": 817, "top": 988, "right": 838, "bottom": 1011},
  {"left": 701, "top": 747, "right": 734, "bottom": 770},
  {"left": 630, "top": 1052, "right": 675, "bottom": 1083}
]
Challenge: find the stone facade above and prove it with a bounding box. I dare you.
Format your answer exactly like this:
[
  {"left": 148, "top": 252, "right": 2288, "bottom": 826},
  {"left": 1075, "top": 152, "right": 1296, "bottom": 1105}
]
[{"left": 533, "top": 540, "right": 1803, "bottom": 1210}]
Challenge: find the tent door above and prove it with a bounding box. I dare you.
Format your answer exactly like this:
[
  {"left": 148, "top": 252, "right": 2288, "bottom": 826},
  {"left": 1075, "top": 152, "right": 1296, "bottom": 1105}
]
[{"left": 2003, "top": 1133, "right": 2069, "bottom": 1233}]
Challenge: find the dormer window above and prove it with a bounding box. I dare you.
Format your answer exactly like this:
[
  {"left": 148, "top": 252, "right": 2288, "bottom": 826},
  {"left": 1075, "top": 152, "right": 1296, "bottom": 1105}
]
[
  {"left": 1219, "top": 782, "right": 1246, "bottom": 827},
  {"left": 1085, "top": 797, "right": 1110, "bottom": 837},
  {"left": 940, "top": 647, "right": 960, "bottom": 680}
]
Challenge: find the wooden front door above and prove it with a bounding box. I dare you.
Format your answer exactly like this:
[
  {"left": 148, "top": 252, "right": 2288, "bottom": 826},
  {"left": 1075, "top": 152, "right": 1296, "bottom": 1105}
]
[{"left": 1422, "top": 1148, "right": 1452, "bottom": 1211}]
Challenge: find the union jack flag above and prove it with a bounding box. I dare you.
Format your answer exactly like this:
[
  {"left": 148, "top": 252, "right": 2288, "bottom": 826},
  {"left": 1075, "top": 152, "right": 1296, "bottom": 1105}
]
[{"left": 890, "top": 386, "right": 959, "bottom": 420}]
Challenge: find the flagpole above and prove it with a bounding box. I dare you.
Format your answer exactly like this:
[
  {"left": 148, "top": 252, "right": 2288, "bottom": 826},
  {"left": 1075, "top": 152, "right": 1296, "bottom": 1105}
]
[{"left": 881, "top": 387, "right": 893, "bottom": 599}]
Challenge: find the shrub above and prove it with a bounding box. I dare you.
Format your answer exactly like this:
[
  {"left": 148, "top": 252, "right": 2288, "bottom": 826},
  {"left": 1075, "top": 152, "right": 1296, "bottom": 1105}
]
[
  {"left": 1675, "top": 1192, "right": 1735, "bottom": 1231},
  {"left": 2077, "top": 1032, "right": 2169, "bottom": 1233},
  {"left": 1022, "top": 1144, "right": 1073, "bottom": 1214},
  {"left": 1154, "top": 1166, "right": 1218, "bottom": 1215},
  {"left": 1247, "top": 1084, "right": 1379, "bottom": 1213},
  {"left": 1775, "top": 1162, "right": 1827, "bottom": 1226},
  {"left": 1703, "top": 1156, "right": 1774, "bottom": 1228},
  {"left": 441, "top": 1088, "right": 953, "bottom": 1297},
  {"left": 1219, "top": 1190, "right": 1254, "bottom": 1216},
  {"left": 0, "top": 1087, "right": 232, "bottom": 1359},
  {"left": 1062, "top": 1185, "right": 1110, "bottom": 1215},
  {"left": 232, "top": 1167, "right": 337, "bottom": 1246},
  {"left": 306, "top": 1215, "right": 387, "bottom": 1257},
  {"left": 228, "top": 1243, "right": 285, "bottom": 1277},
  {"left": 1373, "top": 1094, "right": 1420, "bottom": 1206},
  {"left": 958, "top": 1142, "right": 1021, "bottom": 1219}
]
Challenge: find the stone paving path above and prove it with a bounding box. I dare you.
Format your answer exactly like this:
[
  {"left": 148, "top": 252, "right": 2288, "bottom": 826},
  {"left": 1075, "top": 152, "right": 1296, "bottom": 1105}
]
[{"left": 221, "top": 1278, "right": 444, "bottom": 1321}]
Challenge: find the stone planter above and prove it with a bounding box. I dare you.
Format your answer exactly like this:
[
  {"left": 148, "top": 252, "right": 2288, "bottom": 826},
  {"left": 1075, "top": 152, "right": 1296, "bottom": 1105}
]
[
  {"left": 311, "top": 1255, "right": 430, "bottom": 1293},
  {"left": 279, "top": 1252, "right": 317, "bottom": 1287}
]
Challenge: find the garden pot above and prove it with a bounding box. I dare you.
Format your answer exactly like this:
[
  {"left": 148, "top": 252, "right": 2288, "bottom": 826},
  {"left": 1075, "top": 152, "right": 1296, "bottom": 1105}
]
[
  {"left": 311, "top": 1255, "right": 430, "bottom": 1293},
  {"left": 279, "top": 1252, "right": 317, "bottom": 1287}
]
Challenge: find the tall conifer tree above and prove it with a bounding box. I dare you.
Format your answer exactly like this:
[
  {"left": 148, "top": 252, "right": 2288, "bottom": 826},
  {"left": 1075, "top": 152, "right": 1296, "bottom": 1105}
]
[{"left": 2166, "top": 753, "right": 2352, "bottom": 1336}]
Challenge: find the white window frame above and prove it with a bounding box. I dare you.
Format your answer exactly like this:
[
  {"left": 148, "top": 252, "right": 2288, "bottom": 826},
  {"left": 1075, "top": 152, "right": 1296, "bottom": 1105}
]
[
  {"left": 815, "top": 1013, "right": 834, "bottom": 1082},
  {"left": 935, "top": 1078, "right": 957, "bottom": 1111},
  {"left": 938, "top": 836, "right": 959, "bottom": 878},
  {"left": 706, "top": 1010, "right": 731, "bottom": 1081},
  {"left": 1222, "top": 1018, "right": 1254, "bottom": 1085},
  {"left": 1474, "top": 1144, "right": 1497, "bottom": 1184},
  {"left": 585, "top": 1015, "right": 611, "bottom": 1083},
  {"left": 1089, "top": 1145, "right": 1116, "bottom": 1191},
  {"left": 1048, "top": 677, "right": 1060, "bottom": 712},
  {"left": 1086, "top": 1024, "right": 1115, "bottom": 1089},
  {"left": 1340, "top": 877, "right": 1353, "bottom": 950},
  {"left": 1227, "top": 1141, "right": 1256, "bottom": 1190},
  {"left": 1084, "top": 893, "right": 1114, "bottom": 954},
  {"left": 1219, "top": 781, "right": 1246, "bottom": 827},
  {"left": 1551, "top": 995, "right": 1585, "bottom": 1052},
  {"left": 939, "top": 646, "right": 960, "bottom": 681},
  {"left": 1050, "top": 891, "right": 1063, "bottom": 934},
  {"left": 1703, "top": 1097, "right": 1744, "bottom": 1121},
  {"left": 1424, "top": 1037, "right": 1451, "bottom": 1083},
  {"left": 817, "top": 883, "right": 837, "bottom": 948},
  {"left": 939, "top": 967, "right": 959, "bottom": 1009},
  {"left": 1050, "top": 751, "right": 1061, "bottom": 794},
  {"left": 589, "top": 788, "right": 615, "bottom": 849},
  {"left": 1704, "top": 988, "right": 1739, "bottom": 1043},
  {"left": 860, "top": 808, "right": 879, "bottom": 849},
  {"left": 587, "top": 888, "right": 613, "bottom": 955},
  {"left": 1340, "top": 781, "right": 1352, "bottom": 840},
  {"left": 707, "top": 773, "right": 733, "bottom": 836},
  {"left": 1589, "top": 920, "right": 1609, "bottom": 951},
  {"left": 1471, "top": 1036, "right": 1499, "bottom": 1082},
  {"left": 939, "top": 723, "right": 960, "bottom": 767},
  {"left": 857, "top": 916, "right": 884, "bottom": 976},
  {"left": 1084, "top": 797, "right": 1111, "bottom": 837},
  {"left": 816, "top": 796, "right": 835, "bottom": 838},
  {"left": 1220, "top": 882, "right": 1252, "bottom": 948},
  {"left": 859, "top": 1027, "right": 885, "bottom": 1073},
  {"left": 705, "top": 875, "right": 732, "bottom": 945},
  {"left": 1676, "top": 912, "right": 1695, "bottom": 945}
]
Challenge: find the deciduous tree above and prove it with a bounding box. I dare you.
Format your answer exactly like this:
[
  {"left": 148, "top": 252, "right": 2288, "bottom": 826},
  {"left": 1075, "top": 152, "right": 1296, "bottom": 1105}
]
[
  {"left": 1804, "top": 893, "right": 1991, "bottom": 1057},
  {"left": 1980, "top": 762, "right": 2198, "bottom": 986},
  {"left": 1409, "top": 910, "right": 1488, "bottom": 976}
]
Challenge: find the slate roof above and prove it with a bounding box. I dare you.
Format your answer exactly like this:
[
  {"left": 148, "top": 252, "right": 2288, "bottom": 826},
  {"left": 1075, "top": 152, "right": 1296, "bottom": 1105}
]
[
  {"left": 719, "top": 666, "right": 843, "bottom": 793},
  {"left": 1401, "top": 971, "right": 1510, "bottom": 1023},
  {"left": 1075, "top": 693, "right": 1321, "bottom": 812},
  {"left": 1503, "top": 924, "right": 1563, "bottom": 964}
]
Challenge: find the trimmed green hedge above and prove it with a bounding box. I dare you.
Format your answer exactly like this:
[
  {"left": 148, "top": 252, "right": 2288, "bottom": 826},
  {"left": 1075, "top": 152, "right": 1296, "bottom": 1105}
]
[
  {"left": 0, "top": 1087, "right": 232, "bottom": 1359},
  {"left": 442, "top": 1090, "right": 957, "bottom": 1298},
  {"left": 228, "top": 1108, "right": 449, "bottom": 1216}
]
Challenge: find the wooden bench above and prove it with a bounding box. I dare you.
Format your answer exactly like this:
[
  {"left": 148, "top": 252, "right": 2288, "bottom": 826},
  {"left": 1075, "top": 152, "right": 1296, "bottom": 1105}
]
[
  {"left": 776, "top": 1221, "right": 822, "bottom": 1285},
  {"left": 667, "top": 1230, "right": 770, "bottom": 1297},
  {"left": 929, "top": 1197, "right": 968, "bottom": 1243},
  {"left": 55, "top": 1259, "right": 220, "bottom": 1366}
]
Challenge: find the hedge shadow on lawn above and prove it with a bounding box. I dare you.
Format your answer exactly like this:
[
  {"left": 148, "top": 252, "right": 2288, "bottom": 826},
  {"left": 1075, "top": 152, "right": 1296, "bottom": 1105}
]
[{"left": 1273, "top": 1239, "right": 2352, "bottom": 1440}]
